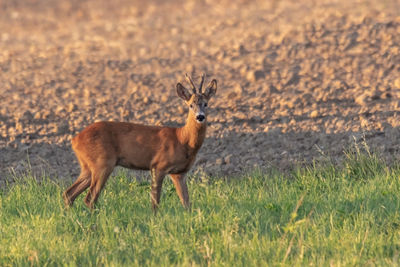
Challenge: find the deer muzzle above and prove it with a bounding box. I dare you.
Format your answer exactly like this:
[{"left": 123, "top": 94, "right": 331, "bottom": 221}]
[{"left": 196, "top": 113, "right": 205, "bottom": 123}]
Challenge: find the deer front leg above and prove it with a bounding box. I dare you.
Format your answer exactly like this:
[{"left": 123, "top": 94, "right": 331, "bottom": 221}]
[
  {"left": 170, "top": 174, "right": 190, "bottom": 209},
  {"left": 151, "top": 168, "right": 166, "bottom": 212}
]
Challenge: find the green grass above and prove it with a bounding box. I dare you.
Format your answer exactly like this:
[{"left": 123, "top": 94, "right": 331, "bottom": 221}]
[{"left": 1, "top": 149, "right": 400, "bottom": 266}]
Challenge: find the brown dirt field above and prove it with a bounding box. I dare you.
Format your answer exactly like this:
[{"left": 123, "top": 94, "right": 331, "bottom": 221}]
[{"left": 1, "top": 0, "right": 400, "bottom": 182}]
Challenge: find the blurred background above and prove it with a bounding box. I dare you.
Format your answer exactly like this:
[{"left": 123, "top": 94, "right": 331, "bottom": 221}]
[{"left": 0, "top": 0, "right": 400, "bottom": 180}]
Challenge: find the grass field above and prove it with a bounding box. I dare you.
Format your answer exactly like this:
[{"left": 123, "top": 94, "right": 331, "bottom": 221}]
[{"left": 1, "top": 147, "right": 400, "bottom": 266}]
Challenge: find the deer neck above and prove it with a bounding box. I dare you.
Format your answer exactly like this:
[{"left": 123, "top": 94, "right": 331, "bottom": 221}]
[{"left": 178, "top": 112, "right": 207, "bottom": 150}]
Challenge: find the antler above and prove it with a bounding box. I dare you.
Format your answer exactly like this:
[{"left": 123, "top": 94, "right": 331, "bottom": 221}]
[
  {"left": 198, "top": 73, "right": 206, "bottom": 94},
  {"left": 185, "top": 73, "right": 197, "bottom": 94}
]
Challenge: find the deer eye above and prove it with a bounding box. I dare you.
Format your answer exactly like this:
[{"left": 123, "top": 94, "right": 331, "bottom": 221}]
[
  {"left": 190, "top": 104, "right": 193, "bottom": 108},
  {"left": 204, "top": 103, "right": 208, "bottom": 107}
]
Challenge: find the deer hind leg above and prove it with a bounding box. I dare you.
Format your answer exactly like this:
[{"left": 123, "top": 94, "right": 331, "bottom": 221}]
[
  {"left": 63, "top": 158, "right": 91, "bottom": 207},
  {"left": 84, "top": 159, "right": 115, "bottom": 209},
  {"left": 170, "top": 174, "right": 190, "bottom": 209},
  {"left": 150, "top": 168, "right": 166, "bottom": 212}
]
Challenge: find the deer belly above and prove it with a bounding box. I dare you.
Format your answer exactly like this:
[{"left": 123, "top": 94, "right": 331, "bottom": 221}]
[
  {"left": 116, "top": 157, "right": 151, "bottom": 170},
  {"left": 116, "top": 143, "right": 156, "bottom": 170}
]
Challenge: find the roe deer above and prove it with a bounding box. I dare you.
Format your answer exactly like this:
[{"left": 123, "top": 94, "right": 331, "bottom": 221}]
[{"left": 63, "top": 74, "right": 217, "bottom": 210}]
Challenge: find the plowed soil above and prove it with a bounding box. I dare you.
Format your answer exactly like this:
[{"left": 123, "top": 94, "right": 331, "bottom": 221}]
[{"left": 1, "top": 0, "right": 400, "bottom": 181}]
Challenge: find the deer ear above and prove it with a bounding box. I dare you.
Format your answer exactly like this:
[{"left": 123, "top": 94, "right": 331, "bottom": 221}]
[
  {"left": 204, "top": 79, "right": 217, "bottom": 99},
  {"left": 176, "top": 83, "right": 192, "bottom": 101}
]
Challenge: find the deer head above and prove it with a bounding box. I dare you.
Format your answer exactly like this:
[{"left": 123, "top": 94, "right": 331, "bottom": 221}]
[{"left": 176, "top": 73, "right": 217, "bottom": 124}]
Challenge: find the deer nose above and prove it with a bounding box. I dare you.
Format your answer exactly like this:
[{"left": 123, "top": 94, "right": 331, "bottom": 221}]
[{"left": 196, "top": 114, "right": 205, "bottom": 122}]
